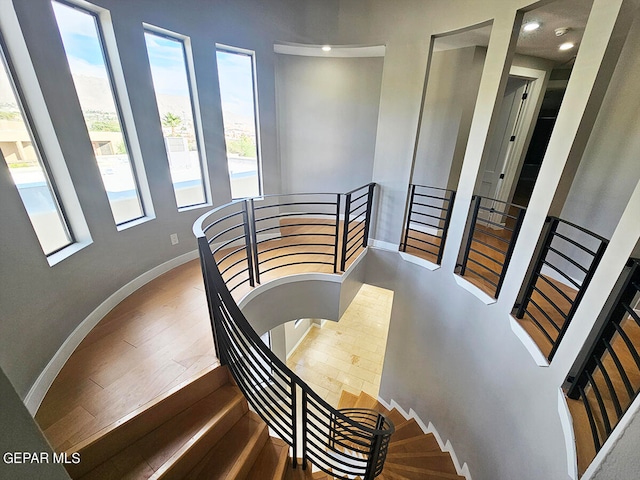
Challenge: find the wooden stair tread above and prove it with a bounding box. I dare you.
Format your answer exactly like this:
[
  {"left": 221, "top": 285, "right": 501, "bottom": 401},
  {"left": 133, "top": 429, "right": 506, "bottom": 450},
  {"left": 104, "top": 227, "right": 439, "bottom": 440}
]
[
  {"left": 245, "top": 437, "right": 290, "bottom": 480},
  {"left": 385, "top": 463, "right": 464, "bottom": 479},
  {"left": 387, "top": 409, "right": 407, "bottom": 427},
  {"left": 391, "top": 419, "right": 424, "bottom": 443},
  {"left": 385, "top": 454, "right": 457, "bottom": 475},
  {"left": 388, "top": 433, "right": 440, "bottom": 454},
  {"left": 185, "top": 411, "right": 268, "bottom": 480},
  {"left": 338, "top": 391, "right": 360, "bottom": 409},
  {"left": 355, "top": 391, "right": 380, "bottom": 410},
  {"left": 78, "top": 384, "right": 245, "bottom": 480}
]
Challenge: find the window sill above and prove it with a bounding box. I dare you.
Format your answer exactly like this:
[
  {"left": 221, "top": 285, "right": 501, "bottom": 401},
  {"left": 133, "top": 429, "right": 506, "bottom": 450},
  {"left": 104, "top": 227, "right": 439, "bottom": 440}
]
[
  {"left": 47, "top": 239, "right": 93, "bottom": 267},
  {"left": 116, "top": 215, "right": 155, "bottom": 232}
]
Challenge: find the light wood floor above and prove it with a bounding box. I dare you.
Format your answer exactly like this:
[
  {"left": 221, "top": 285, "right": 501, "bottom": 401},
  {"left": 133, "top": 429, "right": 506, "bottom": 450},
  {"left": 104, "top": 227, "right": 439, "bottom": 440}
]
[{"left": 286, "top": 284, "right": 393, "bottom": 408}]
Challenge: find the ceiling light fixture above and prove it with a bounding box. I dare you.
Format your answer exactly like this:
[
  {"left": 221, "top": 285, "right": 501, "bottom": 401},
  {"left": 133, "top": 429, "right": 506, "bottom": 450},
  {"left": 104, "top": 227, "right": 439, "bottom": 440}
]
[
  {"left": 523, "top": 21, "right": 541, "bottom": 32},
  {"left": 321, "top": 45, "right": 332, "bottom": 52},
  {"left": 559, "top": 42, "right": 575, "bottom": 51},
  {"left": 555, "top": 27, "right": 571, "bottom": 36}
]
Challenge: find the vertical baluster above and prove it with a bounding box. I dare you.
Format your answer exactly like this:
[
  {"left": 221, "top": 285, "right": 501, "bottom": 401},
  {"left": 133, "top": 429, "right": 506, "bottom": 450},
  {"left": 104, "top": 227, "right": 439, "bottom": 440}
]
[
  {"left": 460, "top": 195, "right": 481, "bottom": 276},
  {"left": 291, "top": 380, "right": 297, "bottom": 468},
  {"left": 402, "top": 184, "right": 416, "bottom": 252},
  {"left": 495, "top": 206, "right": 526, "bottom": 298},
  {"left": 437, "top": 190, "right": 456, "bottom": 265},
  {"left": 341, "top": 193, "right": 352, "bottom": 271},
  {"left": 249, "top": 198, "right": 261, "bottom": 284},
  {"left": 516, "top": 217, "right": 557, "bottom": 319},
  {"left": 363, "top": 183, "right": 375, "bottom": 248},
  {"left": 242, "top": 200, "right": 255, "bottom": 288},
  {"left": 364, "top": 414, "right": 385, "bottom": 480},
  {"left": 302, "top": 390, "right": 308, "bottom": 470},
  {"left": 333, "top": 194, "right": 341, "bottom": 273}
]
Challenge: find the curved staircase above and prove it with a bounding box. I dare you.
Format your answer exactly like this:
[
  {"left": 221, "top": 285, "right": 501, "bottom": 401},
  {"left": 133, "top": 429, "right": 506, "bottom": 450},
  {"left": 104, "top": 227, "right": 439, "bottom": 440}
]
[
  {"left": 61, "top": 362, "right": 464, "bottom": 479},
  {"left": 286, "top": 391, "right": 464, "bottom": 480}
]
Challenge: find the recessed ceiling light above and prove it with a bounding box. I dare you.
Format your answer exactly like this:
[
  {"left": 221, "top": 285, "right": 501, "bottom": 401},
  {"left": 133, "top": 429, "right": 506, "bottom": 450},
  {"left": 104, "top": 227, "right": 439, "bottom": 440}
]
[
  {"left": 523, "top": 21, "right": 541, "bottom": 32},
  {"left": 322, "top": 45, "right": 332, "bottom": 52},
  {"left": 559, "top": 42, "right": 575, "bottom": 51}
]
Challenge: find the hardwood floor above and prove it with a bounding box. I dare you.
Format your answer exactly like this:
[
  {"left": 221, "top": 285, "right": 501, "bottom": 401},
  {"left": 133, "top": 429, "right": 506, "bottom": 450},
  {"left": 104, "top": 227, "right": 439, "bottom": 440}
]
[
  {"left": 36, "top": 221, "right": 368, "bottom": 453},
  {"left": 36, "top": 260, "right": 218, "bottom": 452}
]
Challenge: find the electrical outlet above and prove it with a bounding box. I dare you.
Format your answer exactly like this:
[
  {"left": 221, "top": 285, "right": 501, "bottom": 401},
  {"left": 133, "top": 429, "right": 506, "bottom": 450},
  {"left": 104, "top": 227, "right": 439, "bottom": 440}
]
[{"left": 170, "top": 233, "right": 179, "bottom": 245}]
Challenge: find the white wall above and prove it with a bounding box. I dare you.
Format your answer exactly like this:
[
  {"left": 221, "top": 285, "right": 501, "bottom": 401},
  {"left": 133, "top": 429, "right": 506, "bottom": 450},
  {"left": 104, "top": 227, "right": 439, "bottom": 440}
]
[{"left": 276, "top": 54, "right": 383, "bottom": 194}]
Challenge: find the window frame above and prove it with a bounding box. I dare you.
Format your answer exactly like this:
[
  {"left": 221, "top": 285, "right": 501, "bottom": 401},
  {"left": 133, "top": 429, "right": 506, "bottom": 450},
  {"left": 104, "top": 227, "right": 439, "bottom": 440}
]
[
  {"left": 52, "top": 0, "right": 149, "bottom": 227},
  {"left": 215, "top": 44, "right": 264, "bottom": 198},
  {"left": 143, "top": 25, "right": 210, "bottom": 210},
  {"left": 0, "top": 31, "right": 75, "bottom": 256}
]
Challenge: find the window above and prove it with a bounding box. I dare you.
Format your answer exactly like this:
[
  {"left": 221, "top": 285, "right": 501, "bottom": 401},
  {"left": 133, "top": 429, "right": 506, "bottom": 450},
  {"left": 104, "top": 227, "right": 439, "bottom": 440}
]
[
  {"left": 52, "top": 1, "right": 145, "bottom": 225},
  {"left": 144, "top": 29, "right": 207, "bottom": 209},
  {"left": 216, "top": 46, "right": 262, "bottom": 199},
  {"left": 0, "top": 41, "right": 72, "bottom": 255}
]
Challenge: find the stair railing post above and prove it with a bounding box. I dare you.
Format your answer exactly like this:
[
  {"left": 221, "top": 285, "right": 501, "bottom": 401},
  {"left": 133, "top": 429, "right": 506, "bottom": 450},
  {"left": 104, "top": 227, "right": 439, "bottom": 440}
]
[
  {"left": 302, "top": 389, "right": 308, "bottom": 470},
  {"left": 340, "top": 193, "right": 352, "bottom": 271},
  {"left": 291, "top": 380, "right": 298, "bottom": 468},
  {"left": 548, "top": 235, "right": 609, "bottom": 361},
  {"left": 402, "top": 184, "right": 416, "bottom": 252},
  {"left": 364, "top": 414, "right": 385, "bottom": 480},
  {"left": 437, "top": 190, "right": 456, "bottom": 265},
  {"left": 515, "top": 217, "right": 557, "bottom": 319},
  {"left": 333, "top": 193, "right": 341, "bottom": 273},
  {"left": 242, "top": 200, "right": 255, "bottom": 288},
  {"left": 363, "top": 183, "right": 375, "bottom": 248},
  {"left": 249, "top": 198, "right": 261, "bottom": 285},
  {"left": 460, "top": 195, "right": 481, "bottom": 276},
  {"left": 197, "top": 236, "right": 224, "bottom": 365},
  {"left": 495, "top": 205, "right": 526, "bottom": 298}
]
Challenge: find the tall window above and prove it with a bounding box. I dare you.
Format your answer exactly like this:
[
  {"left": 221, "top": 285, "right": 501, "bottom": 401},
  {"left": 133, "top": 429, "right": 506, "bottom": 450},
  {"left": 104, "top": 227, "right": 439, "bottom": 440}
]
[
  {"left": 0, "top": 41, "right": 72, "bottom": 255},
  {"left": 52, "top": 1, "right": 145, "bottom": 225},
  {"left": 216, "top": 46, "right": 262, "bottom": 198},
  {"left": 144, "top": 29, "right": 207, "bottom": 208}
]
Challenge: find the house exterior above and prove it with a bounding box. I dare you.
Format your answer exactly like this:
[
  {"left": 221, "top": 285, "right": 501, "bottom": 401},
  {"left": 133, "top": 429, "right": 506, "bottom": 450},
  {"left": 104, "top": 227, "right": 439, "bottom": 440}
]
[{"left": 0, "top": 0, "right": 639, "bottom": 479}]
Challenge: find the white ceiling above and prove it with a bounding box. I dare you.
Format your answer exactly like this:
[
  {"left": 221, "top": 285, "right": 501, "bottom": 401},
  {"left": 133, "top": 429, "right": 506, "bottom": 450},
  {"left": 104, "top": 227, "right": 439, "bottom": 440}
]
[{"left": 433, "top": 0, "right": 595, "bottom": 67}]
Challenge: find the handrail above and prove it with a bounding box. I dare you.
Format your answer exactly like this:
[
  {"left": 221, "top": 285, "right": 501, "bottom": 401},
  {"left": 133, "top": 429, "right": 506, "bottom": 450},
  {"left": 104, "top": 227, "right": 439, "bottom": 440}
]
[
  {"left": 514, "top": 216, "right": 609, "bottom": 361},
  {"left": 400, "top": 184, "right": 456, "bottom": 265},
  {"left": 194, "top": 184, "right": 395, "bottom": 478},
  {"left": 458, "top": 195, "right": 526, "bottom": 298},
  {"left": 565, "top": 258, "right": 640, "bottom": 454}
]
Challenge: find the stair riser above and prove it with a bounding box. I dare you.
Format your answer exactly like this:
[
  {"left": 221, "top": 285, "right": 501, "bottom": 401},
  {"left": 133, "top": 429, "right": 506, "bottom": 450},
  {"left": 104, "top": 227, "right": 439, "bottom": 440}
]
[{"left": 151, "top": 395, "right": 247, "bottom": 480}]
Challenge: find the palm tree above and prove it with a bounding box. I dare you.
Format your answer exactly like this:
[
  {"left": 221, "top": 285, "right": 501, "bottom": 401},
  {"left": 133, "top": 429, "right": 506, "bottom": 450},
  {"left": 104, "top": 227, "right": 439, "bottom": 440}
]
[{"left": 162, "top": 112, "right": 182, "bottom": 136}]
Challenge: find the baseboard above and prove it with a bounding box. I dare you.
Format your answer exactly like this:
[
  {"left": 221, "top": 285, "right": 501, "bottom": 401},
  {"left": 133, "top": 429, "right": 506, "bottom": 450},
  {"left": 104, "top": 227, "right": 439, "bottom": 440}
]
[
  {"left": 508, "top": 315, "right": 549, "bottom": 367},
  {"left": 24, "top": 249, "right": 200, "bottom": 415},
  {"left": 557, "top": 389, "right": 578, "bottom": 480},
  {"left": 453, "top": 273, "right": 496, "bottom": 305},
  {"left": 408, "top": 221, "right": 441, "bottom": 237},
  {"left": 369, "top": 239, "right": 399, "bottom": 252},
  {"left": 399, "top": 251, "right": 440, "bottom": 271},
  {"left": 286, "top": 323, "right": 314, "bottom": 360},
  {"left": 379, "top": 395, "right": 472, "bottom": 480}
]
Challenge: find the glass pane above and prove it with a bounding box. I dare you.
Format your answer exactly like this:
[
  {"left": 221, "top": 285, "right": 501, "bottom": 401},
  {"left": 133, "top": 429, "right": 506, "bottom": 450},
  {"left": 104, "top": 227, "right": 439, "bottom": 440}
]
[
  {"left": 144, "top": 31, "right": 206, "bottom": 208},
  {"left": 0, "top": 47, "right": 72, "bottom": 255},
  {"left": 52, "top": 1, "right": 144, "bottom": 225},
  {"left": 216, "top": 49, "right": 261, "bottom": 198}
]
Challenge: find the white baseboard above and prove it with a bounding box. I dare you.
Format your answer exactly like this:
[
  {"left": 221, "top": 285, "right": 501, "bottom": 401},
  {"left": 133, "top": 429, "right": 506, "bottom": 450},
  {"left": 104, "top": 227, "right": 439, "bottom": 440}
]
[
  {"left": 369, "top": 239, "right": 399, "bottom": 252},
  {"left": 558, "top": 389, "right": 578, "bottom": 480},
  {"left": 377, "top": 395, "right": 472, "bottom": 480},
  {"left": 286, "top": 323, "right": 314, "bottom": 360},
  {"left": 508, "top": 315, "right": 549, "bottom": 367},
  {"left": 399, "top": 251, "right": 440, "bottom": 271},
  {"left": 24, "top": 249, "right": 199, "bottom": 415},
  {"left": 453, "top": 274, "right": 496, "bottom": 305},
  {"left": 408, "top": 221, "right": 441, "bottom": 237}
]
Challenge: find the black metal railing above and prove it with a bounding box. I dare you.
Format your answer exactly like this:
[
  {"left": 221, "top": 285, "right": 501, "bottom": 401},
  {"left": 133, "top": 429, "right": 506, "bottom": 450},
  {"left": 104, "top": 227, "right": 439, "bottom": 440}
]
[
  {"left": 565, "top": 258, "right": 640, "bottom": 454},
  {"left": 400, "top": 184, "right": 456, "bottom": 265},
  {"left": 194, "top": 185, "right": 394, "bottom": 479},
  {"left": 458, "top": 195, "right": 526, "bottom": 298},
  {"left": 341, "top": 183, "right": 376, "bottom": 271},
  {"left": 514, "top": 217, "right": 609, "bottom": 361},
  {"left": 196, "top": 185, "right": 375, "bottom": 295}
]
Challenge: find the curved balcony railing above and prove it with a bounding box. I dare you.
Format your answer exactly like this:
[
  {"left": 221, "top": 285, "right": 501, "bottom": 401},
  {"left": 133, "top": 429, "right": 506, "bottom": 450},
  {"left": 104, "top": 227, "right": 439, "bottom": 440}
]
[{"left": 193, "top": 184, "right": 395, "bottom": 479}]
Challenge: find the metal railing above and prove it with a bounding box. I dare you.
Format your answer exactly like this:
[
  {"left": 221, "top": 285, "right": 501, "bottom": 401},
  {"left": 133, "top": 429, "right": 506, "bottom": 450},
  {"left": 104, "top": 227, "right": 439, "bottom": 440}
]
[
  {"left": 400, "top": 184, "right": 456, "bottom": 265},
  {"left": 341, "top": 183, "right": 375, "bottom": 271},
  {"left": 514, "top": 217, "right": 609, "bottom": 361},
  {"left": 194, "top": 184, "right": 395, "bottom": 479},
  {"left": 565, "top": 258, "right": 640, "bottom": 453},
  {"left": 458, "top": 195, "right": 526, "bottom": 298}
]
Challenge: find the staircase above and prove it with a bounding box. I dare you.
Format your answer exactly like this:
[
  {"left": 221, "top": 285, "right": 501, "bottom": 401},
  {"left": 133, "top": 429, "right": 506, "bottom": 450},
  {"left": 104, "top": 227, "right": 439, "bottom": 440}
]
[
  {"left": 62, "top": 362, "right": 465, "bottom": 479},
  {"left": 285, "top": 391, "right": 465, "bottom": 480},
  {"left": 64, "top": 365, "right": 290, "bottom": 480}
]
